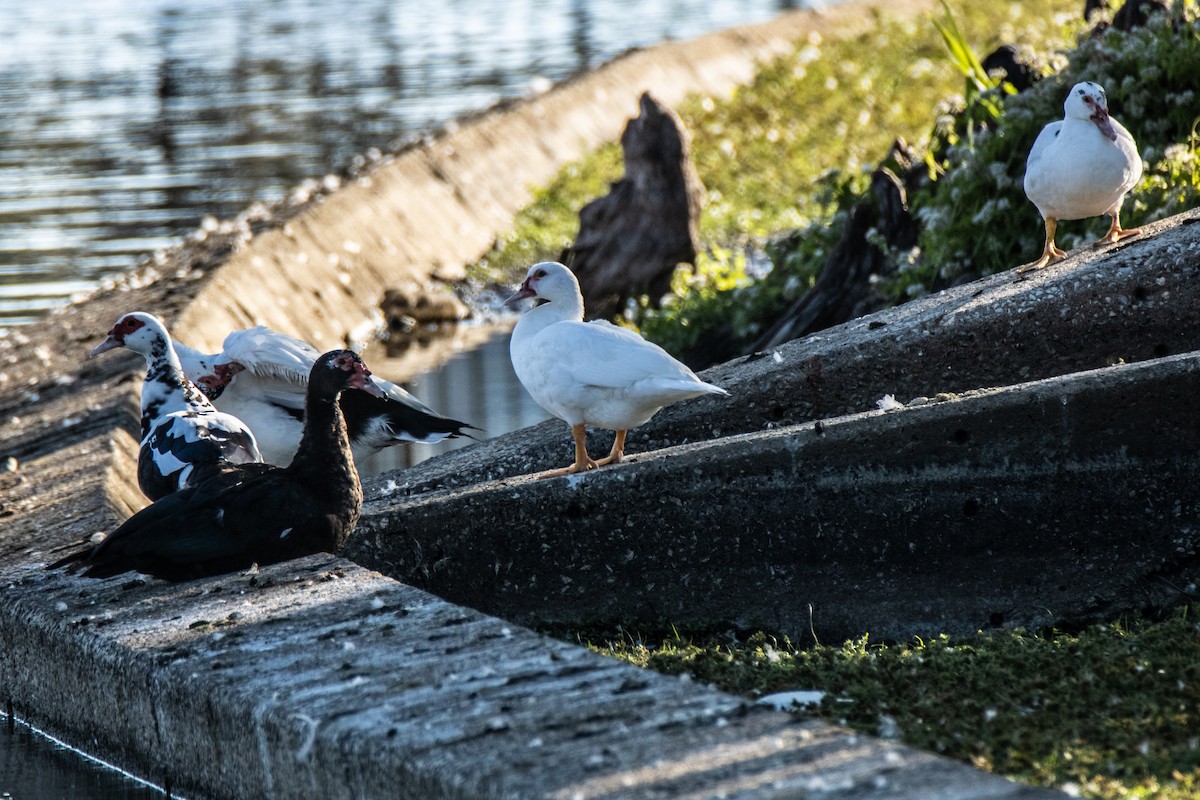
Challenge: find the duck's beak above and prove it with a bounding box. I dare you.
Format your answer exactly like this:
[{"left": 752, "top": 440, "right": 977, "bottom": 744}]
[
  {"left": 503, "top": 279, "right": 536, "bottom": 309},
  {"left": 349, "top": 371, "right": 386, "bottom": 399},
  {"left": 89, "top": 336, "right": 122, "bottom": 357},
  {"left": 1091, "top": 107, "right": 1118, "bottom": 142}
]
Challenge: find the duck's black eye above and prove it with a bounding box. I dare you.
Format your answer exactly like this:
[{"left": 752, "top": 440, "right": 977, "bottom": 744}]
[{"left": 534, "top": 269, "right": 546, "bottom": 279}]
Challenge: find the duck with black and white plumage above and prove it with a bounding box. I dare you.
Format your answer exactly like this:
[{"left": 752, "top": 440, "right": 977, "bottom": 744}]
[
  {"left": 89, "top": 311, "right": 261, "bottom": 501},
  {"left": 173, "top": 325, "right": 477, "bottom": 467},
  {"left": 50, "top": 349, "right": 382, "bottom": 581}
]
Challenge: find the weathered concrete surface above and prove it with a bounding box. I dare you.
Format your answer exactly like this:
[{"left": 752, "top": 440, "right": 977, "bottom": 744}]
[
  {"left": 2, "top": 555, "right": 1061, "bottom": 800},
  {"left": 351, "top": 351, "right": 1200, "bottom": 643},
  {"left": 355, "top": 208, "right": 1200, "bottom": 493}
]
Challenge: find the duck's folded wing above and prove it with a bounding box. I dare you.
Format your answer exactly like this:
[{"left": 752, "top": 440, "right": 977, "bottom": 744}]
[
  {"left": 541, "top": 320, "right": 702, "bottom": 390},
  {"left": 47, "top": 468, "right": 267, "bottom": 576},
  {"left": 1026, "top": 120, "right": 1063, "bottom": 171}
]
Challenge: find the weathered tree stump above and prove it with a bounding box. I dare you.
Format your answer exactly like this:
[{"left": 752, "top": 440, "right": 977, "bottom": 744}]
[
  {"left": 754, "top": 167, "right": 917, "bottom": 351},
  {"left": 1085, "top": 0, "right": 1171, "bottom": 29},
  {"left": 981, "top": 44, "right": 1038, "bottom": 92},
  {"left": 560, "top": 91, "right": 705, "bottom": 319}
]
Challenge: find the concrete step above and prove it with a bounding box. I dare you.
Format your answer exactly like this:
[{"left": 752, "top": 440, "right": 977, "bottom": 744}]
[{"left": 351, "top": 350, "right": 1200, "bottom": 643}]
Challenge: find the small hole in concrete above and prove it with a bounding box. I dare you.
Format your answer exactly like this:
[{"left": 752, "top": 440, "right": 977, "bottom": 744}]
[
  {"left": 1153, "top": 343, "right": 1169, "bottom": 357},
  {"left": 952, "top": 428, "right": 970, "bottom": 445},
  {"left": 767, "top": 405, "right": 786, "bottom": 421},
  {"left": 1132, "top": 285, "right": 1148, "bottom": 301},
  {"left": 963, "top": 498, "right": 980, "bottom": 517}
]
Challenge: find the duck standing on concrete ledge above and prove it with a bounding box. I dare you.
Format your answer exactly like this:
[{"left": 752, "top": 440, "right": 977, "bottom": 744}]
[
  {"left": 1020, "top": 81, "right": 1143, "bottom": 272},
  {"left": 90, "top": 312, "right": 261, "bottom": 501},
  {"left": 506, "top": 261, "right": 728, "bottom": 478},
  {"left": 50, "top": 350, "right": 382, "bottom": 580},
  {"left": 173, "top": 325, "right": 476, "bottom": 467}
]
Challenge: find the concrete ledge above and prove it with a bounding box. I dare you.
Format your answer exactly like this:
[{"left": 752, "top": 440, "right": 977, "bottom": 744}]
[
  {"left": 358, "top": 209, "right": 1200, "bottom": 493},
  {"left": 2, "top": 556, "right": 1059, "bottom": 799},
  {"left": 350, "top": 352, "right": 1200, "bottom": 642}
]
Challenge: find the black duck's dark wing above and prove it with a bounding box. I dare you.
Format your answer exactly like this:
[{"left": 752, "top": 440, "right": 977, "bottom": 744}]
[
  {"left": 54, "top": 465, "right": 276, "bottom": 580},
  {"left": 53, "top": 463, "right": 356, "bottom": 581},
  {"left": 340, "top": 388, "right": 478, "bottom": 450}
]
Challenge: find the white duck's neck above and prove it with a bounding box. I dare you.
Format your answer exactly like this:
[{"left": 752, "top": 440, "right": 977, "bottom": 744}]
[
  {"left": 511, "top": 290, "right": 584, "bottom": 351},
  {"left": 172, "top": 340, "right": 219, "bottom": 384}
]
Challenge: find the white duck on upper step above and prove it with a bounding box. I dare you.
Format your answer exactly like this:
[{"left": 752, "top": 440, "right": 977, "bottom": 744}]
[
  {"left": 90, "top": 312, "right": 262, "bottom": 501},
  {"left": 1021, "top": 81, "right": 1143, "bottom": 272},
  {"left": 506, "top": 261, "right": 728, "bottom": 478},
  {"left": 173, "top": 325, "right": 476, "bottom": 467}
]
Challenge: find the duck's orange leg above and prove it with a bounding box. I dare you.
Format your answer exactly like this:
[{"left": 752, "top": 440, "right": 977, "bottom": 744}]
[
  {"left": 538, "top": 424, "right": 599, "bottom": 478},
  {"left": 1093, "top": 210, "right": 1141, "bottom": 246},
  {"left": 1018, "top": 217, "right": 1068, "bottom": 273},
  {"left": 595, "top": 430, "right": 627, "bottom": 467}
]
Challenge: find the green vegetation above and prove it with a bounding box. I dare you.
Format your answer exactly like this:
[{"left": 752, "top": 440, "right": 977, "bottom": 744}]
[
  {"left": 587, "top": 607, "right": 1200, "bottom": 798},
  {"left": 911, "top": 2, "right": 1200, "bottom": 294},
  {"left": 475, "top": 0, "right": 1200, "bottom": 361}
]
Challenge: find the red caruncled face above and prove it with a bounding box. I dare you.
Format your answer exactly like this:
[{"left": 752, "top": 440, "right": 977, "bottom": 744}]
[{"left": 111, "top": 315, "right": 145, "bottom": 343}]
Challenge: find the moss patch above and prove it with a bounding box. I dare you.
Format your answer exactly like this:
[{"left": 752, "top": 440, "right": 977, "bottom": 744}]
[{"left": 584, "top": 608, "right": 1200, "bottom": 799}]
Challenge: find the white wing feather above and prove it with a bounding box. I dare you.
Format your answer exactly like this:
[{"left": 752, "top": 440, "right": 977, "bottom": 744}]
[{"left": 535, "top": 320, "right": 713, "bottom": 392}]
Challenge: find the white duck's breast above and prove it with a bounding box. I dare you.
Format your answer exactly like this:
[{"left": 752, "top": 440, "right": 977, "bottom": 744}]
[
  {"left": 512, "top": 318, "right": 717, "bottom": 430},
  {"left": 214, "top": 387, "right": 301, "bottom": 466},
  {"left": 1025, "top": 118, "right": 1142, "bottom": 220}
]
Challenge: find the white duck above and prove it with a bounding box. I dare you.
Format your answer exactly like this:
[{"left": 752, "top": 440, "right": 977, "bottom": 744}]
[
  {"left": 506, "top": 261, "right": 728, "bottom": 477},
  {"left": 90, "top": 312, "right": 262, "bottom": 501},
  {"left": 1021, "top": 81, "right": 1143, "bottom": 271},
  {"left": 172, "top": 326, "right": 474, "bottom": 466}
]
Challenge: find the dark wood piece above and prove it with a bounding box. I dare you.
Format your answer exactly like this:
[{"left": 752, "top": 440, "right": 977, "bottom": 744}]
[
  {"left": 561, "top": 91, "right": 705, "bottom": 319},
  {"left": 754, "top": 168, "right": 917, "bottom": 351}
]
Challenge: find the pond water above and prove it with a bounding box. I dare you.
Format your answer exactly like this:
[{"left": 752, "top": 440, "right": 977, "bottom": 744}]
[
  {"left": 2, "top": 0, "right": 805, "bottom": 793},
  {"left": 0, "top": 0, "right": 799, "bottom": 327},
  {"left": 359, "top": 324, "right": 552, "bottom": 473},
  {"left": 0, "top": 716, "right": 167, "bottom": 800}
]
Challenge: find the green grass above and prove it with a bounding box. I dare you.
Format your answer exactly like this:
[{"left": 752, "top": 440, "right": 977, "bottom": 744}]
[{"left": 586, "top": 607, "right": 1200, "bottom": 799}]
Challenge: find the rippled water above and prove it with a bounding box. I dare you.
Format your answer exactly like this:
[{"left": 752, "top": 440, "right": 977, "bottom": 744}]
[{"left": 0, "top": 0, "right": 797, "bottom": 326}]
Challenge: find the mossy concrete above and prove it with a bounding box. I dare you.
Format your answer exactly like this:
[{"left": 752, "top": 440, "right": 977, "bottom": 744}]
[
  {"left": 351, "top": 351, "right": 1200, "bottom": 642},
  {"left": 349, "top": 209, "right": 1200, "bottom": 642},
  {"left": 352, "top": 208, "right": 1200, "bottom": 493}
]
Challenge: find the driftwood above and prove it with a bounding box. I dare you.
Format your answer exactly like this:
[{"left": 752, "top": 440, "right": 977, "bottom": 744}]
[
  {"left": 1085, "top": 0, "right": 1171, "bottom": 28},
  {"left": 981, "top": 45, "right": 1038, "bottom": 92},
  {"left": 560, "top": 92, "right": 705, "bottom": 319},
  {"left": 754, "top": 167, "right": 917, "bottom": 351}
]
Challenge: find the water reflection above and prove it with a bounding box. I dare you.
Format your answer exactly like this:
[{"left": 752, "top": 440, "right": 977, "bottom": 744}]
[
  {"left": 0, "top": 0, "right": 794, "bottom": 326},
  {"left": 0, "top": 716, "right": 166, "bottom": 800},
  {"left": 359, "top": 324, "right": 549, "bottom": 474}
]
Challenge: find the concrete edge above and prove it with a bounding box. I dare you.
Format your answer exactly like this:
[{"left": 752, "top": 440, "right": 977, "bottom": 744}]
[{"left": 351, "top": 350, "right": 1200, "bottom": 642}]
